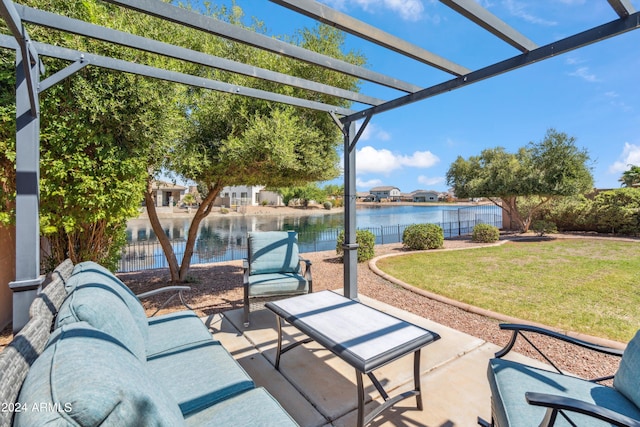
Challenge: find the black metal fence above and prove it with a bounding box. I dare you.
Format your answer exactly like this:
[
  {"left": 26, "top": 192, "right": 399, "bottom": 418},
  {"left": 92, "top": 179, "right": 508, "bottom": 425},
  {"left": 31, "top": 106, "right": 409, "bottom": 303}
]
[{"left": 118, "top": 204, "right": 501, "bottom": 272}]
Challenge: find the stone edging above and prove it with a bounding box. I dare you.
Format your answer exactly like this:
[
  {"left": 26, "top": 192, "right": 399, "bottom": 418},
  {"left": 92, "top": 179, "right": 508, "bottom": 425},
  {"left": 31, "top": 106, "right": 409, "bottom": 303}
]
[{"left": 368, "top": 240, "right": 627, "bottom": 350}]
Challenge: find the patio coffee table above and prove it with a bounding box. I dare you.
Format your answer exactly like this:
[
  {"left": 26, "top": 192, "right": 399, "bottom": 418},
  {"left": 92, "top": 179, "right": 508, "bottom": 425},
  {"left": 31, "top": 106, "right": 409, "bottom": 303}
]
[{"left": 265, "top": 290, "right": 441, "bottom": 427}]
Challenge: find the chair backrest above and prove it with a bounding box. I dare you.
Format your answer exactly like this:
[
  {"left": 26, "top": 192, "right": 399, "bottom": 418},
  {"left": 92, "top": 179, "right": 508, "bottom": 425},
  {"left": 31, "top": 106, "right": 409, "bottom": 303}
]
[
  {"left": 248, "top": 231, "right": 300, "bottom": 275},
  {"left": 29, "top": 259, "right": 73, "bottom": 326},
  {"left": 614, "top": 330, "right": 640, "bottom": 409}
]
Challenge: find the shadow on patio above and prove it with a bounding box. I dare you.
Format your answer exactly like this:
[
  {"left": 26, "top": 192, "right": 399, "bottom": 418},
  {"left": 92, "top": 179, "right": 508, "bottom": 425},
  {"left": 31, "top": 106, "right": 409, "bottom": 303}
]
[{"left": 203, "top": 293, "right": 543, "bottom": 427}]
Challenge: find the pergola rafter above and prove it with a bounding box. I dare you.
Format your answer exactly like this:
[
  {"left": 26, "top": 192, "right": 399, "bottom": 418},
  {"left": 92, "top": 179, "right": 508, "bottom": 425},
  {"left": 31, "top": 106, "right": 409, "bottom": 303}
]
[{"left": 1, "top": 0, "right": 639, "bottom": 332}]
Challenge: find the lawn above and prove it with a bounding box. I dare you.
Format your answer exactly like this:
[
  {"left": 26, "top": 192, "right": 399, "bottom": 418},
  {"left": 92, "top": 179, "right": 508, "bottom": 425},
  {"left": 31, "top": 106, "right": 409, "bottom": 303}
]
[{"left": 376, "top": 238, "right": 640, "bottom": 342}]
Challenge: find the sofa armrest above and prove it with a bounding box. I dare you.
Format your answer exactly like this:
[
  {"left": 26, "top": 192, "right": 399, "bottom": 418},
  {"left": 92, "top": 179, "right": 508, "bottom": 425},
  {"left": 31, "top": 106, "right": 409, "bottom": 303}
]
[
  {"left": 526, "top": 391, "right": 640, "bottom": 427},
  {"left": 136, "top": 286, "right": 192, "bottom": 317}
]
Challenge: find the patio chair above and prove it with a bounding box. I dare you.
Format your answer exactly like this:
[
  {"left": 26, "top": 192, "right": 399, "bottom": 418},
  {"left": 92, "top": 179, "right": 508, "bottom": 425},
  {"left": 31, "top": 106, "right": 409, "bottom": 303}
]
[
  {"left": 480, "top": 324, "right": 640, "bottom": 427},
  {"left": 243, "top": 231, "right": 312, "bottom": 327}
]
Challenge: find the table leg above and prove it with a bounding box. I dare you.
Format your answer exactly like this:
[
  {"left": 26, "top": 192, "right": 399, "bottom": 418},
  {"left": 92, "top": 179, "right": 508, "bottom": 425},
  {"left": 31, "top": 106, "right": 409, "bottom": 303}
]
[
  {"left": 356, "top": 370, "right": 365, "bottom": 427},
  {"left": 414, "top": 348, "right": 422, "bottom": 410}
]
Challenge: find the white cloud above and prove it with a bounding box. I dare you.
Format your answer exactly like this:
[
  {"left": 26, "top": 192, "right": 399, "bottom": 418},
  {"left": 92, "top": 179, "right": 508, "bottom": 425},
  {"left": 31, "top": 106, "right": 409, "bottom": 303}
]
[
  {"left": 356, "top": 177, "right": 383, "bottom": 189},
  {"left": 569, "top": 66, "right": 599, "bottom": 82},
  {"left": 321, "top": 0, "right": 425, "bottom": 21},
  {"left": 417, "top": 175, "right": 445, "bottom": 186},
  {"left": 359, "top": 123, "right": 391, "bottom": 142},
  {"left": 356, "top": 146, "right": 440, "bottom": 174},
  {"left": 609, "top": 143, "right": 640, "bottom": 174},
  {"left": 502, "top": 0, "right": 557, "bottom": 26}
]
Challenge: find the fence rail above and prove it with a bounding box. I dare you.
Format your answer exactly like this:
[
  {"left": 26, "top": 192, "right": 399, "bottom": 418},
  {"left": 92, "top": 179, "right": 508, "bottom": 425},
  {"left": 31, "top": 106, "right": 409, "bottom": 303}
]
[{"left": 118, "top": 205, "right": 501, "bottom": 272}]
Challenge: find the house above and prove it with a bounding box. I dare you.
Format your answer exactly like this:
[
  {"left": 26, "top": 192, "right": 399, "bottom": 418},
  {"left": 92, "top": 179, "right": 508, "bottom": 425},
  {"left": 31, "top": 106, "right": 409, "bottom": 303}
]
[
  {"left": 218, "top": 185, "right": 283, "bottom": 206},
  {"left": 150, "top": 180, "right": 187, "bottom": 207},
  {"left": 369, "top": 186, "right": 402, "bottom": 202},
  {"left": 411, "top": 190, "right": 440, "bottom": 202}
]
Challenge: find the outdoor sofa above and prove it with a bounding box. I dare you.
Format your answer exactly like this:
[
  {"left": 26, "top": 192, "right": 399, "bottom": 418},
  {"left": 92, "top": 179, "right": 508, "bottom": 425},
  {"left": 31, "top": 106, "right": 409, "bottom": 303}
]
[{"left": 0, "top": 259, "right": 297, "bottom": 426}]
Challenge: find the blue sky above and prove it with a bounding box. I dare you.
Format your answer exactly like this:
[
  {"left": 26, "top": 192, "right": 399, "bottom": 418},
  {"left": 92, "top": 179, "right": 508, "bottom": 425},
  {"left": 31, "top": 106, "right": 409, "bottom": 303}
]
[{"left": 213, "top": 0, "right": 640, "bottom": 193}]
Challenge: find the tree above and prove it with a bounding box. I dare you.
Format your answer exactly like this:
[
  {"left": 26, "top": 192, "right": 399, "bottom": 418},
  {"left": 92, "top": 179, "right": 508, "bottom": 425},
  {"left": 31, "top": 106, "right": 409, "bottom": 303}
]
[
  {"left": 446, "top": 129, "right": 593, "bottom": 232},
  {"left": 279, "top": 183, "right": 328, "bottom": 207},
  {"left": 619, "top": 165, "right": 640, "bottom": 188},
  {"left": 144, "top": 7, "right": 365, "bottom": 282},
  {"left": 1, "top": 0, "right": 189, "bottom": 270}
]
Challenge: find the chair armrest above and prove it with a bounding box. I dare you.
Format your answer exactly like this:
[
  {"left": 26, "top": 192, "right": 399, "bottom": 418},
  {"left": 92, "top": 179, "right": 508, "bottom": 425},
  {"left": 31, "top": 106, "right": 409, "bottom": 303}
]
[
  {"left": 526, "top": 392, "right": 640, "bottom": 427},
  {"left": 243, "top": 258, "right": 250, "bottom": 285},
  {"left": 299, "top": 257, "right": 312, "bottom": 292},
  {"left": 496, "top": 323, "right": 624, "bottom": 358},
  {"left": 136, "top": 286, "right": 192, "bottom": 317}
]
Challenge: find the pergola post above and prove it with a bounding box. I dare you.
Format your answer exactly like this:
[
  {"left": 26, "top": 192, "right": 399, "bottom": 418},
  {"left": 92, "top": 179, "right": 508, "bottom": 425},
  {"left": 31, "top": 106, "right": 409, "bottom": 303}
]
[
  {"left": 9, "top": 45, "right": 43, "bottom": 333},
  {"left": 343, "top": 120, "right": 358, "bottom": 299}
]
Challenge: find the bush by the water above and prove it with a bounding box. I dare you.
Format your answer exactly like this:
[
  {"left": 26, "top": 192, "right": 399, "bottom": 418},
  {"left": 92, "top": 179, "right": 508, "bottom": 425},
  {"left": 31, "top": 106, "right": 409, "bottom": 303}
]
[
  {"left": 472, "top": 223, "right": 500, "bottom": 243},
  {"left": 402, "top": 223, "right": 444, "bottom": 250},
  {"left": 323, "top": 201, "right": 332, "bottom": 210},
  {"left": 336, "top": 229, "right": 376, "bottom": 262}
]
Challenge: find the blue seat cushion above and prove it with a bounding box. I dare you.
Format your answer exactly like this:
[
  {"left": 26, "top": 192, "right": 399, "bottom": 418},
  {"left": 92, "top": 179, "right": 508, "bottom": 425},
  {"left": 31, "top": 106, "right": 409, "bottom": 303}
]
[
  {"left": 614, "top": 330, "right": 640, "bottom": 408},
  {"left": 146, "top": 311, "right": 214, "bottom": 357},
  {"left": 247, "top": 272, "right": 308, "bottom": 297},
  {"left": 488, "top": 358, "right": 640, "bottom": 427},
  {"left": 248, "top": 231, "right": 300, "bottom": 275},
  {"left": 184, "top": 387, "right": 298, "bottom": 427},
  {"left": 146, "top": 340, "right": 254, "bottom": 416},
  {"left": 14, "top": 322, "right": 184, "bottom": 427},
  {"left": 66, "top": 263, "right": 149, "bottom": 344},
  {"left": 56, "top": 285, "right": 147, "bottom": 361}
]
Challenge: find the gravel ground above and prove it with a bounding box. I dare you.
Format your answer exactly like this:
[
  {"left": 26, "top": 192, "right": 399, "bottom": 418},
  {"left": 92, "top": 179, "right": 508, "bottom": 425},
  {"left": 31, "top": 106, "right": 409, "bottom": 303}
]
[
  {"left": 119, "top": 236, "right": 622, "bottom": 381},
  {"left": 1, "top": 236, "right": 622, "bottom": 380}
]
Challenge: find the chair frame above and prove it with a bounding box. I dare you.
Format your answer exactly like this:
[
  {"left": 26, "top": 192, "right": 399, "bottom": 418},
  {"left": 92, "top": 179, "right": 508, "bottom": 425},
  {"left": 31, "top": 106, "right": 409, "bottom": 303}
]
[{"left": 478, "top": 323, "right": 640, "bottom": 427}]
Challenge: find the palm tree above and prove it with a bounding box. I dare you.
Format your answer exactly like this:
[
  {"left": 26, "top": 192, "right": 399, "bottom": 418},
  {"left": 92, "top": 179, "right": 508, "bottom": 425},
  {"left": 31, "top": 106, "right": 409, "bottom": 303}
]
[{"left": 619, "top": 165, "right": 640, "bottom": 187}]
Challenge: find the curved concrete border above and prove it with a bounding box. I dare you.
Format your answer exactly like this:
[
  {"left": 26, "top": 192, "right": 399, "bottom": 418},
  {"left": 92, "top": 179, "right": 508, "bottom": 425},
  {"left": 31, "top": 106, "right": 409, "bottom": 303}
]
[{"left": 369, "top": 239, "right": 628, "bottom": 350}]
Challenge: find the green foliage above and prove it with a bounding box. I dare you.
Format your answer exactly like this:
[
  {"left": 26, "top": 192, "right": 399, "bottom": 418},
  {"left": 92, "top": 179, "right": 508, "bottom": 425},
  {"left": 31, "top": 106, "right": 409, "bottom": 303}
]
[
  {"left": 590, "top": 188, "right": 640, "bottom": 235},
  {"left": 279, "top": 184, "right": 327, "bottom": 207},
  {"left": 530, "top": 220, "right": 557, "bottom": 237},
  {"left": 538, "top": 195, "right": 593, "bottom": 232},
  {"left": 446, "top": 129, "right": 593, "bottom": 232},
  {"left": 402, "top": 223, "right": 444, "bottom": 250},
  {"left": 220, "top": 208, "right": 230, "bottom": 214},
  {"left": 472, "top": 224, "right": 500, "bottom": 242},
  {"left": 182, "top": 193, "right": 196, "bottom": 206},
  {"left": 619, "top": 165, "right": 640, "bottom": 188},
  {"left": 323, "top": 201, "right": 332, "bottom": 210},
  {"left": 336, "top": 229, "right": 376, "bottom": 263}
]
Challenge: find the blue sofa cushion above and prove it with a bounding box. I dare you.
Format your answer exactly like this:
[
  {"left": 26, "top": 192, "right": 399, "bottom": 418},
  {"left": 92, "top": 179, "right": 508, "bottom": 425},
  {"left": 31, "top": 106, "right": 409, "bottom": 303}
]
[
  {"left": 14, "top": 322, "right": 184, "bottom": 427},
  {"left": 56, "top": 285, "right": 147, "bottom": 361},
  {"left": 488, "top": 358, "right": 640, "bottom": 427},
  {"left": 146, "top": 311, "right": 214, "bottom": 357},
  {"left": 184, "top": 387, "right": 298, "bottom": 427},
  {"left": 614, "top": 330, "right": 640, "bottom": 408},
  {"left": 247, "top": 272, "right": 308, "bottom": 297},
  {"left": 66, "top": 263, "right": 149, "bottom": 343},
  {"left": 248, "top": 231, "right": 300, "bottom": 275},
  {"left": 147, "top": 340, "right": 255, "bottom": 415}
]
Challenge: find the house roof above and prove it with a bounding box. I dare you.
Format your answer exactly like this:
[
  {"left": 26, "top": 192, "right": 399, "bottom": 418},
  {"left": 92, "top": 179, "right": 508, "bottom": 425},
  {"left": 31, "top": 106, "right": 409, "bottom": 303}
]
[
  {"left": 370, "top": 186, "right": 400, "bottom": 192},
  {"left": 151, "top": 180, "right": 187, "bottom": 191}
]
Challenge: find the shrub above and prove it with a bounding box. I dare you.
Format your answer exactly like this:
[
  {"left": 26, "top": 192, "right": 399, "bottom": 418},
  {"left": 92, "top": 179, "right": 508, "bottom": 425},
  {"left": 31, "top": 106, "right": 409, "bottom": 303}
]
[
  {"left": 402, "top": 223, "right": 444, "bottom": 250},
  {"left": 472, "top": 223, "right": 500, "bottom": 243},
  {"left": 336, "top": 229, "right": 376, "bottom": 262},
  {"left": 332, "top": 198, "right": 344, "bottom": 208},
  {"left": 220, "top": 208, "right": 229, "bottom": 214},
  {"left": 531, "top": 220, "right": 557, "bottom": 237},
  {"left": 261, "top": 200, "right": 269, "bottom": 206},
  {"left": 323, "top": 201, "right": 332, "bottom": 210}
]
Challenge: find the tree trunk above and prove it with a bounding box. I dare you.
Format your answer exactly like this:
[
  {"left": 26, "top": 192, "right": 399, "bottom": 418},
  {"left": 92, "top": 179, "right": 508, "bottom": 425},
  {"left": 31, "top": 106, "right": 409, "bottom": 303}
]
[
  {"left": 144, "top": 178, "right": 181, "bottom": 283},
  {"left": 177, "top": 182, "right": 223, "bottom": 282}
]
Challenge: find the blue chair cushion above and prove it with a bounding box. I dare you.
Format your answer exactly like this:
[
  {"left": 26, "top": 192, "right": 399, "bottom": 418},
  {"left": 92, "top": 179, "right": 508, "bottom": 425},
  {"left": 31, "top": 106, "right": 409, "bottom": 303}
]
[
  {"left": 248, "top": 231, "right": 300, "bottom": 275},
  {"left": 247, "top": 272, "right": 308, "bottom": 297},
  {"left": 14, "top": 322, "right": 184, "bottom": 427},
  {"left": 614, "top": 330, "right": 640, "bottom": 408},
  {"left": 488, "top": 358, "right": 640, "bottom": 427},
  {"left": 184, "top": 387, "right": 298, "bottom": 426},
  {"left": 146, "top": 311, "right": 214, "bottom": 358},
  {"left": 146, "top": 340, "right": 254, "bottom": 415},
  {"left": 66, "top": 263, "right": 149, "bottom": 344},
  {"left": 56, "top": 285, "right": 147, "bottom": 361}
]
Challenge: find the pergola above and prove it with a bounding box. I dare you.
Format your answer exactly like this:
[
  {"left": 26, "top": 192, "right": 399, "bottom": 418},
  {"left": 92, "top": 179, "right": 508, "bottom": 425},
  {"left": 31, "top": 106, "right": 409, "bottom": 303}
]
[{"left": 1, "top": 0, "right": 639, "bottom": 332}]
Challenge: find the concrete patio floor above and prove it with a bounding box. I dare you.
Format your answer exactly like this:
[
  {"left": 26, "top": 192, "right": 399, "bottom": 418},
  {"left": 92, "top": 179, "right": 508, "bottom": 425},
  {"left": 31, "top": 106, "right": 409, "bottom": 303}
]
[{"left": 203, "top": 293, "right": 545, "bottom": 427}]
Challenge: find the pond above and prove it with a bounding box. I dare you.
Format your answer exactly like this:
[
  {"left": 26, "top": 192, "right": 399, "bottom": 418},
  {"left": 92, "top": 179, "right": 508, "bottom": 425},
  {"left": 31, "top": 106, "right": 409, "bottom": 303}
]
[{"left": 120, "top": 204, "right": 501, "bottom": 272}]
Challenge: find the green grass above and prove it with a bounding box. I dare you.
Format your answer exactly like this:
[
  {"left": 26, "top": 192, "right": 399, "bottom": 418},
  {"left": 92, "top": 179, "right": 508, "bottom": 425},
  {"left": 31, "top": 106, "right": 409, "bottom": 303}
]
[{"left": 376, "top": 239, "right": 640, "bottom": 342}]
